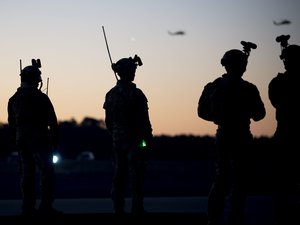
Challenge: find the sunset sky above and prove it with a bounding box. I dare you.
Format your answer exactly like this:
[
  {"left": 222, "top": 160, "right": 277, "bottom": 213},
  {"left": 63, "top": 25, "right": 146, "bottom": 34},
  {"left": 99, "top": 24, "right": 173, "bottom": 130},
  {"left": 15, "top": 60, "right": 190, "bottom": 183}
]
[{"left": 0, "top": 0, "right": 299, "bottom": 137}]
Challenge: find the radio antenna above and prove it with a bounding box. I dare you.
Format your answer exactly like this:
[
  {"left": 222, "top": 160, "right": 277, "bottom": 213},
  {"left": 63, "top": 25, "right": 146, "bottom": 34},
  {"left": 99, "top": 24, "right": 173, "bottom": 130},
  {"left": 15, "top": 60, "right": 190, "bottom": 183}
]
[
  {"left": 46, "top": 77, "right": 49, "bottom": 95},
  {"left": 19, "top": 59, "right": 22, "bottom": 73},
  {"left": 102, "top": 26, "right": 118, "bottom": 81}
]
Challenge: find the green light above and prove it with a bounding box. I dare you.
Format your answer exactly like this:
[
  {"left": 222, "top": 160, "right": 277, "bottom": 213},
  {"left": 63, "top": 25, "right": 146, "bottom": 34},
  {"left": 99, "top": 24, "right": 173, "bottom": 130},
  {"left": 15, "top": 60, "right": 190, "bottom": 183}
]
[{"left": 139, "top": 139, "right": 147, "bottom": 149}]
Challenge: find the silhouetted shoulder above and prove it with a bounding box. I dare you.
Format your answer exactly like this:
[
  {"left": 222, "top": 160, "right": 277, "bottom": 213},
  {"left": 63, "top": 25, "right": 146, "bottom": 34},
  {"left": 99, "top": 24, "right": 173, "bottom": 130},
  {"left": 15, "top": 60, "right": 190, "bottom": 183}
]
[
  {"left": 29, "top": 89, "right": 53, "bottom": 106},
  {"left": 104, "top": 86, "right": 116, "bottom": 98},
  {"left": 135, "top": 87, "right": 148, "bottom": 103},
  {"left": 197, "top": 77, "right": 222, "bottom": 121},
  {"left": 39, "top": 90, "right": 52, "bottom": 100},
  {"left": 269, "top": 73, "right": 285, "bottom": 85},
  {"left": 201, "top": 77, "right": 223, "bottom": 94},
  {"left": 242, "top": 79, "right": 260, "bottom": 91},
  {"left": 268, "top": 73, "right": 285, "bottom": 101},
  {"left": 276, "top": 72, "right": 285, "bottom": 79},
  {"left": 210, "top": 77, "right": 223, "bottom": 86}
]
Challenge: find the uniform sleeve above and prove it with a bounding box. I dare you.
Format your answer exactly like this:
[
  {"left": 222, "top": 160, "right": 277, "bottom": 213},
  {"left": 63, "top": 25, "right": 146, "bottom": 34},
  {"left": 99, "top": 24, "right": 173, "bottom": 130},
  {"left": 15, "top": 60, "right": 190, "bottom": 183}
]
[
  {"left": 249, "top": 84, "right": 266, "bottom": 122},
  {"left": 268, "top": 74, "right": 282, "bottom": 109},
  {"left": 7, "top": 96, "right": 16, "bottom": 143},
  {"left": 44, "top": 95, "right": 59, "bottom": 148},
  {"left": 103, "top": 91, "right": 113, "bottom": 133},
  {"left": 136, "top": 89, "right": 153, "bottom": 141}
]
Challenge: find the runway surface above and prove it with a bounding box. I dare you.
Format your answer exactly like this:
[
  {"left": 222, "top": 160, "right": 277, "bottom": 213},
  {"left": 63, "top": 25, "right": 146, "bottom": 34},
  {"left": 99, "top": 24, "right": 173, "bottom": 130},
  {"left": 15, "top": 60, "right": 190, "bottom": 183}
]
[
  {"left": 0, "top": 196, "right": 277, "bottom": 225},
  {"left": 1, "top": 159, "right": 296, "bottom": 224}
]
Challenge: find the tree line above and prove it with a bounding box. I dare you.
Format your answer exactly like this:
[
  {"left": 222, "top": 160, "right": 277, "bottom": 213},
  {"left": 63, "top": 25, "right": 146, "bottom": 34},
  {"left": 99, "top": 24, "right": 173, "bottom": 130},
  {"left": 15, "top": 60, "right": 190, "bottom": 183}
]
[{"left": 0, "top": 117, "right": 273, "bottom": 160}]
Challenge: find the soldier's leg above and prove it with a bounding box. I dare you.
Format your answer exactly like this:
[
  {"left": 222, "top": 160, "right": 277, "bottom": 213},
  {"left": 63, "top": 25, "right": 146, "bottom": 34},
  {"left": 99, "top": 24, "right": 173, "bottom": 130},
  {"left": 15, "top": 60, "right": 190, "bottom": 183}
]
[
  {"left": 271, "top": 140, "right": 290, "bottom": 225},
  {"left": 130, "top": 148, "right": 147, "bottom": 214},
  {"left": 286, "top": 152, "right": 300, "bottom": 224},
  {"left": 35, "top": 150, "right": 56, "bottom": 210},
  {"left": 207, "top": 155, "right": 231, "bottom": 225},
  {"left": 111, "top": 147, "right": 129, "bottom": 214},
  {"left": 228, "top": 157, "right": 247, "bottom": 225},
  {"left": 19, "top": 149, "right": 37, "bottom": 215}
]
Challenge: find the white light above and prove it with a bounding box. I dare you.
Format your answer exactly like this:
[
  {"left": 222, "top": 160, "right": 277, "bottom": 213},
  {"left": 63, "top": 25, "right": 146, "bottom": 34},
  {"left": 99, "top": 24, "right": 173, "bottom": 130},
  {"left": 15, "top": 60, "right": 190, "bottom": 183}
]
[{"left": 52, "top": 154, "right": 60, "bottom": 164}]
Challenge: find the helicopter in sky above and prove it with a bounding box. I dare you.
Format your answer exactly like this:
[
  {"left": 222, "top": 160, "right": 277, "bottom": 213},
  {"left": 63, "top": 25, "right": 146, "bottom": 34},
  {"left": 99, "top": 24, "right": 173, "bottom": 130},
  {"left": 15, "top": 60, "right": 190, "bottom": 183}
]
[
  {"left": 168, "top": 30, "right": 186, "bottom": 36},
  {"left": 273, "top": 19, "right": 291, "bottom": 26}
]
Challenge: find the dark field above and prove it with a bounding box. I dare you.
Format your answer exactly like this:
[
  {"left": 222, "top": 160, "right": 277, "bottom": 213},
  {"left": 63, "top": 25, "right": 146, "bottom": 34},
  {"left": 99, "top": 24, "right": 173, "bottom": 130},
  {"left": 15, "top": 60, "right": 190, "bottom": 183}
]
[{"left": 0, "top": 159, "right": 274, "bottom": 199}]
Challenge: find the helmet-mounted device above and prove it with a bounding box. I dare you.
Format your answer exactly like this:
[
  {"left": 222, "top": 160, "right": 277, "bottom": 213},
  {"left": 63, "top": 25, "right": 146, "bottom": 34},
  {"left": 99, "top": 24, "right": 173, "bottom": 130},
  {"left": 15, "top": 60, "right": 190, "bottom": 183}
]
[
  {"left": 276, "top": 34, "right": 300, "bottom": 60},
  {"left": 221, "top": 41, "right": 257, "bottom": 66},
  {"left": 111, "top": 55, "right": 143, "bottom": 77}
]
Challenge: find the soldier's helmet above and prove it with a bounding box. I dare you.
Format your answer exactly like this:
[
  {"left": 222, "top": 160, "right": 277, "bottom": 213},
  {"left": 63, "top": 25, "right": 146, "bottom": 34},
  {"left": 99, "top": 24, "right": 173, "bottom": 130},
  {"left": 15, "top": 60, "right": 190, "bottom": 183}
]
[
  {"left": 112, "top": 57, "right": 137, "bottom": 78},
  {"left": 280, "top": 44, "right": 300, "bottom": 61},
  {"left": 111, "top": 55, "right": 142, "bottom": 80},
  {"left": 221, "top": 49, "right": 248, "bottom": 67},
  {"left": 20, "top": 65, "right": 42, "bottom": 83}
]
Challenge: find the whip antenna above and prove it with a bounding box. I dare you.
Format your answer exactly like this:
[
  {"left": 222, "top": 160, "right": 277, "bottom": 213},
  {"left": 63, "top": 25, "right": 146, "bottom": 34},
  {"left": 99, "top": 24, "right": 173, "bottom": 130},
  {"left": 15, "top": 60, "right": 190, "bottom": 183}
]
[
  {"left": 19, "top": 59, "right": 22, "bottom": 73},
  {"left": 46, "top": 77, "right": 49, "bottom": 95},
  {"left": 102, "top": 26, "right": 118, "bottom": 81}
]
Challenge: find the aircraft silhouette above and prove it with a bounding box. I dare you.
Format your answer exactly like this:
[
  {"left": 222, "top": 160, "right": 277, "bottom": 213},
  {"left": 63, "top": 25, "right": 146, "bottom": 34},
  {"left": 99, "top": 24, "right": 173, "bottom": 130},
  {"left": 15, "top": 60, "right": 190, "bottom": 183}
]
[
  {"left": 273, "top": 19, "right": 291, "bottom": 26},
  {"left": 168, "top": 30, "right": 185, "bottom": 36}
]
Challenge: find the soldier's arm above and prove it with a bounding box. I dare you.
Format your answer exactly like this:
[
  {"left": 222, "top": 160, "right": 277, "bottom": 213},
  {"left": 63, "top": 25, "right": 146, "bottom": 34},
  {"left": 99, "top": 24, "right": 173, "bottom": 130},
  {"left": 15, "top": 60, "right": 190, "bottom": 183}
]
[
  {"left": 7, "top": 97, "right": 17, "bottom": 143},
  {"left": 250, "top": 85, "right": 266, "bottom": 122},
  {"left": 268, "top": 74, "right": 283, "bottom": 109},
  {"left": 136, "top": 90, "right": 153, "bottom": 143},
  {"left": 45, "top": 96, "right": 59, "bottom": 149},
  {"left": 197, "top": 82, "right": 214, "bottom": 121}
]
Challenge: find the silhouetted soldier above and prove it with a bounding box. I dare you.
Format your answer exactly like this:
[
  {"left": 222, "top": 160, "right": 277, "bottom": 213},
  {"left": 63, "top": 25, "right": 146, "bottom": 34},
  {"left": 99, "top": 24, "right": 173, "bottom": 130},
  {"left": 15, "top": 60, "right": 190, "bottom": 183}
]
[
  {"left": 268, "top": 35, "right": 300, "bottom": 225},
  {"left": 103, "top": 55, "right": 153, "bottom": 216},
  {"left": 198, "top": 42, "right": 266, "bottom": 225},
  {"left": 7, "top": 59, "right": 62, "bottom": 217}
]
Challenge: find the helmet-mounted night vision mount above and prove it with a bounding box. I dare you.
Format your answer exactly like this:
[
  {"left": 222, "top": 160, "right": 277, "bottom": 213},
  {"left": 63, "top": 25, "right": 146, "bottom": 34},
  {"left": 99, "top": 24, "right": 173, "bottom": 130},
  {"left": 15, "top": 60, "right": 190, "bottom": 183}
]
[
  {"left": 221, "top": 41, "right": 257, "bottom": 67},
  {"left": 276, "top": 34, "right": 292, "bottom": 60},
  {"left": 240, "top": 41, "right": 257, "bottom": 57},
  {"left": 111, "top": 55, "right": 143, "bottom": 77}
]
